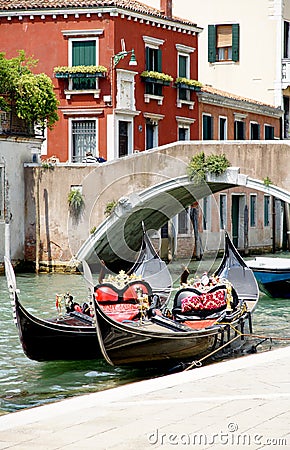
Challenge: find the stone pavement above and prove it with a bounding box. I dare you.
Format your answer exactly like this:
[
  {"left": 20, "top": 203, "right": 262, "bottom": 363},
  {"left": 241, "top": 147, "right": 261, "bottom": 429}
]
[{"left": 0, "top": 346, "right": 290, "bottom": 450}]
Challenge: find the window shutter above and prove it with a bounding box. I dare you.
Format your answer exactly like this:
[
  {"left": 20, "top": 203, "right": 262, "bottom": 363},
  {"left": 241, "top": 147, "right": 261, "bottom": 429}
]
[
  {"left": 145, "top": 47, "right": 150, "bottom": 70},
  {"left": 72, "top": 41, "right": 96, "bottom": 66},
  {"left": 178, "top": 54, "right": 187, "bottom": 77},
  {"left": 157, "top": 48, "right": 162, "bottom": 72},
  {"left": 208, "top": 25, "right": 216, "bottom": 63},
  {"left": 232, "top": 24, "right": 239, "bottom": 62}
]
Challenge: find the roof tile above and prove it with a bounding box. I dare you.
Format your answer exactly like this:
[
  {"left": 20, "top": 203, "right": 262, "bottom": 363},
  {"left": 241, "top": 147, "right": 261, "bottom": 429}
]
[{"left": 0, "top": 0, "right": 198, "bottom": 27}]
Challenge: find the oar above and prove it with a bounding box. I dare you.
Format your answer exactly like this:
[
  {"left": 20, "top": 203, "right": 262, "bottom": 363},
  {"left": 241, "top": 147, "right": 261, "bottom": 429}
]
[{"left": 81, "top": 260, "right": 113, "bottom": 366}]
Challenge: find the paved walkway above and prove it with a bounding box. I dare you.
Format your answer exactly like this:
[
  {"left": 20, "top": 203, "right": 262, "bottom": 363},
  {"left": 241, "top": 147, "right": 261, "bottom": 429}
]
[{"left": 0, "top": 346, "right": 290, "bottom": 450}]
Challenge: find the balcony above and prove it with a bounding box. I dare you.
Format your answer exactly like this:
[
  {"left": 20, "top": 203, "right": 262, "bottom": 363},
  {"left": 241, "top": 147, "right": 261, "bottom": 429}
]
[
  {"left": 0, "top": 107, "right": 36, "bottom": 137},
  {"left": 54, "top": 65, "right": 107, "bottom": 99}
]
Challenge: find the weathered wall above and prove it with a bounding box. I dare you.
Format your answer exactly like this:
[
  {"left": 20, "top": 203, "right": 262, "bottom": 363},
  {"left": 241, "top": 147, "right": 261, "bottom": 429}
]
[
  {"left": 0, "top": 136, "right": 42, "bottom": 262},
  {"left": 24, "top": 141, "right": 290, "bottom": 267}
]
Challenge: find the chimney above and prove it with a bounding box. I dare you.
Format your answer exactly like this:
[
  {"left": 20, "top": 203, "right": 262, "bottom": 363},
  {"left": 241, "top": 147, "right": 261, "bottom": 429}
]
[{"left": 160, "top": 0, "right": 172, "bottom": 18}]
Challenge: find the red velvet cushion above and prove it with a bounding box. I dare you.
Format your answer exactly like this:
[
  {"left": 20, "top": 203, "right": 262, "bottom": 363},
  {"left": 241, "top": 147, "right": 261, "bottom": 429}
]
[
  {"left": 95, "top": 281, "right": 151, "bottom": 303},
  {"left": 96, "top": 286, "right": 118, "bottom": 303},
  {"left": 181, "top": 289, "right": 226, "bottom": 312}
]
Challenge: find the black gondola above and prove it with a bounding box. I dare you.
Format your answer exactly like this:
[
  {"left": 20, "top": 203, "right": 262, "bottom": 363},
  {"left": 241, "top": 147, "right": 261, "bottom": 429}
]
[
  {"left": 92, "top": 232, "right": 259, "bottom": 367},
  {"left": 4, "top": 227, "right": 172, "bottom": 362}
]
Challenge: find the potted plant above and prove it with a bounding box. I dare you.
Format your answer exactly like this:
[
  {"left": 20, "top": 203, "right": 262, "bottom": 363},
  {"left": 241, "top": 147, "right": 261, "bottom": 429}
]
[
  {"left": 54, "top": 65, "right": 108, "bottom": 79},
  {"left": 175, "top": 77, "right": 202, "bottom": 91},
  {"left": 141, "top": 70, "right": 173, "bottom": 86},
  {"left": 67, "top": 188, "right": 85, "bottom": 218}
]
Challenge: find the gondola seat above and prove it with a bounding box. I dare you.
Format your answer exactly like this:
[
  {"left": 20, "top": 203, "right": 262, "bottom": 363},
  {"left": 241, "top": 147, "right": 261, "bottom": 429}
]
[
  {"left": 95, "top": 280, "right": 153, "bottom": 322},
  {"left": 172, "top": 284, "right": 238, "bottom": 321}
]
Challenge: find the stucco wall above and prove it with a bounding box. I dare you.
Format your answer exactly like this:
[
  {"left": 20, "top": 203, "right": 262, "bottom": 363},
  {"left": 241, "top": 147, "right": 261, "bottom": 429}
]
[
  {"left": 0, "top": 136, "right": 42, "bottom": 262},
  {"left": 24, "top": 141, "right": 290, "bottom": 267}
]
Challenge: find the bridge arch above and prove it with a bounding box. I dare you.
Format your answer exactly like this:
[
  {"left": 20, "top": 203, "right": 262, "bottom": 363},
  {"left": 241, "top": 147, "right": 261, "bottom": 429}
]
[{"left": 76, "top": 167, "right": 290, "bottom": 267}]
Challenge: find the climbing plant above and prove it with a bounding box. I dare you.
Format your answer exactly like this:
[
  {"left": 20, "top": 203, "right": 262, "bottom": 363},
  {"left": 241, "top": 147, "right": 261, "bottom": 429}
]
[
  {"left": 104, "top": 200, "right": 117, "bottom": 217},
  {"left": 0, "top": 50, "right": 59, "bottom": 130},
  {"left": 187, "top": 152, "right": 230, "bottom": 183}
]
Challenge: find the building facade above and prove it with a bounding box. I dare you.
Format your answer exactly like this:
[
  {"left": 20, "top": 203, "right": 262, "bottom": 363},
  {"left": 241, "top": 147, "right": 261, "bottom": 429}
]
[
  {"left": 0, "top": 0, "right": 202, "bottom": 162},
  {"left": 171, "top": 0, "right": 290, "bottom": 139}
]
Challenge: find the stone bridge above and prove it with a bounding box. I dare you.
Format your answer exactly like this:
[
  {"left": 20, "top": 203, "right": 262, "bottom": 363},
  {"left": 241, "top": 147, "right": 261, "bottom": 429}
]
[{"left": 25, "top": 141, "right": 290, "bottom": 268}]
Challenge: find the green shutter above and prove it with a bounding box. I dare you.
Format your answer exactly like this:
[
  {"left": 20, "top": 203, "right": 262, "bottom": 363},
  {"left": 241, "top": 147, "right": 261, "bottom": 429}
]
[
  {"left": 208, "top": 25, "right": 216, "bottom": 63},
  {"left": 145, "top": 47, "right": 151, "bottom": 70},
  {"left": 72, "top": 41, "right": 96, "bottom": 66},
  {"left": 232, "top": 24, "right": 239, "bottom": 62},
  {"left": 157, "top": 48, "right": 162, "bottom": 72},
  {"left": 179, "top": 55, "right": 187, "bottom": 77}
]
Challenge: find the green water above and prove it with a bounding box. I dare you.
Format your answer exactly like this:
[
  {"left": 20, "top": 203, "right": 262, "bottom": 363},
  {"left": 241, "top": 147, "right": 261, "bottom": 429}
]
[{"left": 0, "top": 264, "right": 289, "bottom": 414}]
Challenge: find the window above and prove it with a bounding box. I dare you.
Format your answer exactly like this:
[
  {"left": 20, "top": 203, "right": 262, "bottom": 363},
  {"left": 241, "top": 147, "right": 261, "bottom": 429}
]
[
  {"left": 284, "top": 21, "right": 290, "bottom": 58},
  {"left": 220, "top": 194, "right": 227, "bottom": 230},
  {"left": 265, "top": 125, "right": 274, "bottom": 140},
  {"left": 264, "top": 195, "right": 270, "bottom": 227},
  {"left": 250, "top": 194, "right": 257, "bottom": 227},
  {"left": 178, "top": 209, "right": 190, "bottom": 235},
  {"left": 202, "top": 114, "right": 213, "bottom": 140},
  {"left": 71, "top": 40, "right": 96, "bottom": 90},
  {"left": 208, "top": 24, "right": 239, "bottom": 63},
  {"left": 0, "top": 166, "right": 4, "bottom": 220},
  {"left": 145, "top": 46, "right": 163, "bottom": 96},
  {"left": 178, "top": 53, "right": 190, "bottom": 101},
  {"left": 202, "top": 196, "right": 211, "bottom": 231},
  {"left": 146, "top": 120, "right": 158, "bottom": 149},
  {"left": 250, "top": 122, "right": 260, "bottom": 140},
  {"left": 71, "top": 120, "right": 97, "bottom": 162},
  {"left": 219, "top": 117, "right": 227, "bottom": 140},
  {"left": 234, "top": 120, "right": 245, "bottom": 140},
  {"left": 178, "top": 126, "right": 189, "bottom": 141}
]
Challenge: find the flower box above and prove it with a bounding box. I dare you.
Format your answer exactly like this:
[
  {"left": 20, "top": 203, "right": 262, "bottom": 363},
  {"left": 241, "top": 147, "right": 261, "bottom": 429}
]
[
  {"left": 140, "top": 71, "right": 173, "bottom": 86},
  {"left": 176, "top": 82, "right": 201, "bottom": 91},
  {"left": 55, "top": 72, "right": 69, "bottom": 79},
  {"left": 54, "top": 65, "right": 108, "bottom": 79},
  {"left": 70, "top": 72, "right": 106, "bottom": 78},
  {"left": 142, "top": 76, "right": 171, "bottom": 86}
]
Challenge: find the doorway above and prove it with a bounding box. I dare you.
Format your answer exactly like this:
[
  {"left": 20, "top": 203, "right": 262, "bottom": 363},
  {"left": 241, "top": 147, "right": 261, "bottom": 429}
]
[
  {"left": 118, "top": 121, "right": 129, "bottom": 157},
  {"left": 231, "top": 195, "right": 246, "bottom": 248}
]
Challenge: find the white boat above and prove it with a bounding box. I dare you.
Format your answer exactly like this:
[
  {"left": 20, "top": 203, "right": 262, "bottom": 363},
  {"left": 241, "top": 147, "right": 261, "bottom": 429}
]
[{"left": 247, "top": 256, "right": 290, "bottom": 298}]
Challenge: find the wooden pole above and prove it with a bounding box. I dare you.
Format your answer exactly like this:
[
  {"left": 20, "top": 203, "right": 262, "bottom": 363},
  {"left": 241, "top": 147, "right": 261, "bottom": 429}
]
[
  {"left": 272, "top": 196, "right": 276, "bottom": 253},
  {"left": 35, "top": 167, "right": 40, "bottom": 273}
]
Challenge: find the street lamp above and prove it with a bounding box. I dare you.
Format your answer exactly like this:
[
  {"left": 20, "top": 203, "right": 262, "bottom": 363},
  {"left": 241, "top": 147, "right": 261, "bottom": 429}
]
[{"left": 113, "top": 49, "right": 137, "bottom": 67}]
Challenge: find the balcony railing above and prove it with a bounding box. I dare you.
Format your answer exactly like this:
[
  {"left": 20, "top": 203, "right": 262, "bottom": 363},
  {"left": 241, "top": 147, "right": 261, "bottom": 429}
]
[{"left": 0, "top": 108, "right": 37, "bottom": 137}]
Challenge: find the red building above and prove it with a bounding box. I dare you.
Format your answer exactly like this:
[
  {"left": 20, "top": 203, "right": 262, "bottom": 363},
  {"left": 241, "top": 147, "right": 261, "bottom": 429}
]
[{"left": 0, "top": 0, "right": 202, "bottom": 162}]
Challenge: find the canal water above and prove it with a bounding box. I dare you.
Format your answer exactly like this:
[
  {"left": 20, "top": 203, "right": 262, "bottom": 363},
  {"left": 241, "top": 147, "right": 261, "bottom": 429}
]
[{"left": 0, "top": 261, "right": 289, "bottom": 414}]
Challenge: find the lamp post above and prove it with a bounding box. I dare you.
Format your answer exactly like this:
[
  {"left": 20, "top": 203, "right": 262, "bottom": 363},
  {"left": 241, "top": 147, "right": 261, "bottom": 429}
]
[{"left": 113, "top": 49, "right": 137, "bottom": 67}]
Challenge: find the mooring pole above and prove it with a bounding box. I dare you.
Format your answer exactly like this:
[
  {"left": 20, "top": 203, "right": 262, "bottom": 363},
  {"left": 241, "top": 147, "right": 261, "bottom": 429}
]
[{"left": 272, "top": 196, "right": 276, "bottom": 253}]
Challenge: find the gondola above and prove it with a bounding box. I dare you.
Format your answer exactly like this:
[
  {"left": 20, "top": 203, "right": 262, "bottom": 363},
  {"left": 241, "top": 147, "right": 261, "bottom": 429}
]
[
  {"left": 91, "top": 232, "right": 259, "bottom": 367},
  {"left": 4, "top": 226, "right": 172, "bottom": 362}
]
